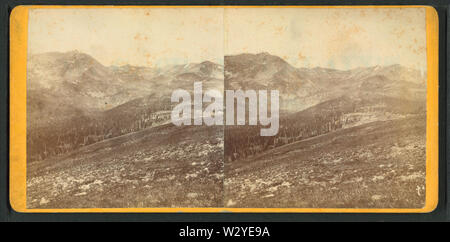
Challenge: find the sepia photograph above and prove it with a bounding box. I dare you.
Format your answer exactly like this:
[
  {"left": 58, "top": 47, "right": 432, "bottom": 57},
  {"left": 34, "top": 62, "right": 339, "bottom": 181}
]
[
  {"left": 25, "top": 8, "right": 225, "bottom": 208},
  {"left": 223, "top": 8, "right": 428, "bottom": 208},
  {"left": 23, "top": 7, "right": 428, "bottom": 209}
]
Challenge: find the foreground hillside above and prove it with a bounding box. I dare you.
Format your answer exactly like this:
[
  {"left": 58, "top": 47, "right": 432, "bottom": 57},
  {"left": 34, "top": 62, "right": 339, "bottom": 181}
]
[
  {"left": 224, "top": 116, "right": 426, "bottom": 208},
  {"left": 27, "top": 124, "right": 224, "bottom": 208}
]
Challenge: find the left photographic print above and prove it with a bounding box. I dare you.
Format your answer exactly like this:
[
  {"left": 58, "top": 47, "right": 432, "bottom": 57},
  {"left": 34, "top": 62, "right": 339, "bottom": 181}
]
[{"left": 24, "top": 8, "right": 225, "bottom": 208}]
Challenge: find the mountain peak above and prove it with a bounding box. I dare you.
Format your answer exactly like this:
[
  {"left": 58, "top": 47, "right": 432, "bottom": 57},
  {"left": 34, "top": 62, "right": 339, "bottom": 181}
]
[
  {"left": 256, "top": 52, "right": 271, "bottom": 56},
  {"left": 225, "top": 52, "right": 289, "bottom": 67},
  {"left": 200, "top": 60, "right": 216, "bottom": 66},
  {"left": 64, "top": 50, "right": 98, "bottom": 63}
]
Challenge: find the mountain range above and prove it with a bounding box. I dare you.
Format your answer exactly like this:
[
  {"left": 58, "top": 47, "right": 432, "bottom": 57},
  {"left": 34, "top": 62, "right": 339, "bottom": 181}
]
[
  {"left": 28, "top": 51, "right": 426, "bottom": 125},
  {"left": 225, "top": 52, "right": 426, "bottom": 111},
  {"left": 27, "top": 50, "right": 224, "bottom": 128}
]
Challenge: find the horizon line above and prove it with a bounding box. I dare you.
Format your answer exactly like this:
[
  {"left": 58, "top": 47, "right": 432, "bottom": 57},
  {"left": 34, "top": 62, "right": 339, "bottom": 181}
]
[{"left": 28, "top": 50, "right": 426, "bottom": 73}]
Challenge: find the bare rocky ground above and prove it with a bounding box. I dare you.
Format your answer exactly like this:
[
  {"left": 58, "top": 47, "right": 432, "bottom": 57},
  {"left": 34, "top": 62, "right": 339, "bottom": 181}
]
[
  {"left": 224, "top": 115, "right": 426, "bottom": 208},
  {"left": 27, "top": 124, "right": 224, "bottom": 208}
]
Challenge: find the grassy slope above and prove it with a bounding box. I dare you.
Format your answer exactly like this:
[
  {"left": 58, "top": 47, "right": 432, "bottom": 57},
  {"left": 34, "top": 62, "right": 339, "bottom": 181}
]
[
  {"left": 27, "top": 124, "right": 224, "bottom": 208},
  {"left": 224, "top": 115, "right": 426, "bottom": 208},
  {"left": 27, "top": 115, "right": 426, "bottom": 209}
]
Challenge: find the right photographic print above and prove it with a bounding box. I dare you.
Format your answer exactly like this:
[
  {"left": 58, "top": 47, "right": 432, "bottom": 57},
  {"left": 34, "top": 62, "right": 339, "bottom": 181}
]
[{"left": 223, "top": 7, "right": 429, "bottom": 208}]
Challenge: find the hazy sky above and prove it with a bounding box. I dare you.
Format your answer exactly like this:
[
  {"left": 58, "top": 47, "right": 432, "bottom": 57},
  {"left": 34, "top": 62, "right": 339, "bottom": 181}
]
[
  {"left": 225, "top": 7, "right": 427, "bottom": 71},
  {"left": 28, "top": 8, "right": 224, "bottom": 67},
  {"left": 28, "top": 7, "right": 426, "bottom": 70}
]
